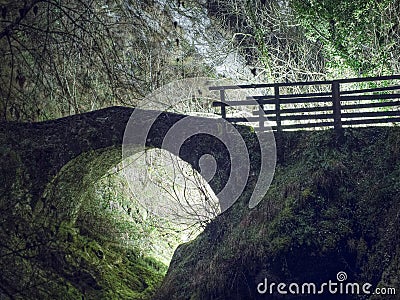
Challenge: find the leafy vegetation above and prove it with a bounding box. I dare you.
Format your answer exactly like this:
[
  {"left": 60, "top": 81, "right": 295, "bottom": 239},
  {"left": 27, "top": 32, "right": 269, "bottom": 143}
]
[{"left": 291, "top": 0, "right": 400, "bottom": 75}]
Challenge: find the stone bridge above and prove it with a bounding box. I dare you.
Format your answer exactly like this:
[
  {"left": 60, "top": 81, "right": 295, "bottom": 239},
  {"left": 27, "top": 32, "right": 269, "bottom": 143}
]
[{"left": 1, "top": 106, "right": 266, "bottom": 225}]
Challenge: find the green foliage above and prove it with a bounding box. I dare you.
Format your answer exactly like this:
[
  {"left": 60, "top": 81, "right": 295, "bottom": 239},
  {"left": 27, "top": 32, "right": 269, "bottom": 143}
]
[{"left": 291, "top": 0, "right": 400, "bottom": 75}]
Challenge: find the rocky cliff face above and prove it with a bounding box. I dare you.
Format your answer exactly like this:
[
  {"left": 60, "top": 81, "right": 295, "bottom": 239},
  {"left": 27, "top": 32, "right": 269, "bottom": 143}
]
[{"left": 155, "top": 127, "right": 400, "bottom": 300}]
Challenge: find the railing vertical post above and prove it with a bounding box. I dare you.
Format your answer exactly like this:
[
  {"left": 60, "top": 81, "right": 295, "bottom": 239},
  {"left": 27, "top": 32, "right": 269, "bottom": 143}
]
[
  {"left": 220, "top": 89, "right": 226, "bottom": 119},
  {"left": 274, "top": 84, "right": 283, "bottom": 162},
  {"left": 332, "top": 81, "right": 343, "bottom": 141},
  {"left": 258, "top": 104, "right": 265, "bottom": 132}
]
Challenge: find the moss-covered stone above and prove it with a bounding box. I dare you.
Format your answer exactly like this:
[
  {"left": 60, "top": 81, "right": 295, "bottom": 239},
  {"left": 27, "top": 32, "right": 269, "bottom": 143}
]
[
  {"left": 0, "top": 107, "right": 256, "bottom": 299},
  {"left": 155, "top": 127, "right": 400, "bottom": 300}
]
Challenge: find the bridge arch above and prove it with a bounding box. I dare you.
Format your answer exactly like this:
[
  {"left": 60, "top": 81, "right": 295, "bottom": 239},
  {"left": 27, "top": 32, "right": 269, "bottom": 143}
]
[
  {"left": 6, "top": 106, "right": 260, "bottom": 226},
  {"left": 0, "top": 105, "right": 274, "bottom": 231}
]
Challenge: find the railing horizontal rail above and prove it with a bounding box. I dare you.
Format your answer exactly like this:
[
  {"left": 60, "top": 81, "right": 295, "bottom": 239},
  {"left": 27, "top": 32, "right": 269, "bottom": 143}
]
[
  {"left": 213, "top": 97, "right": 333, "bottom": 106},
  {"left": 249, "top": 91, "right": 332, "bottom": 99},
  {"left": 209, "top": 80, "right": 332, "bottom": 90},
  {"left": 341, "top": 101, "right": 400, "bottom": 110},
  {"left": 225, "top": 117, "right": 265, "bottom": 123},
  {"left": 209, "top": 75, "right": 400, "bottom": 91},
  {"left": 251, "top": 93, "right": 400, "bottom": 103},
  {"left": 249, "top": 86, "right": 400, "bottom": 100},
  {"left": 261, "top": 106, "right": 333, "bottom": 114},
  {"left": 212, "top": 97, "right": 331, "bottom": 105},
  {"left": 259, "top": 101, "right": 400, "bottom": 115},
  {"left": 214, "top": 96, "right": 400, "bottom": 108},
  {"left": 212, "top": 100, "right": 257, "bottom": 107}
]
